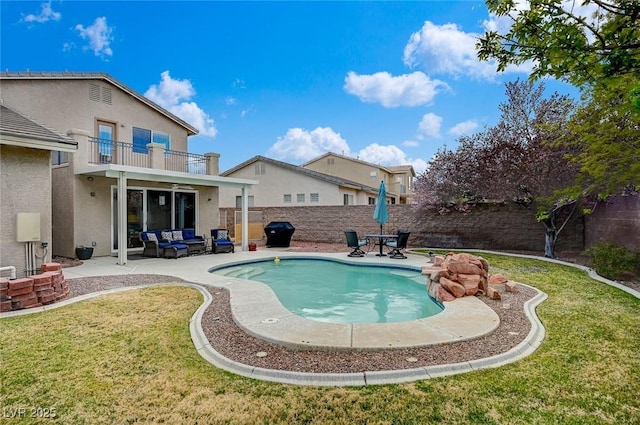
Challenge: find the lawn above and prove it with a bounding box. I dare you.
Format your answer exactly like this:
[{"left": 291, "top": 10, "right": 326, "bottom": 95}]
[{"left": 1, "top": 254, "right": 639, "bottom": 424}]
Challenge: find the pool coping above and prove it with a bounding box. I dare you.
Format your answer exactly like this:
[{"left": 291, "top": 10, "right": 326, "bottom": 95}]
[{"left": 209, "top": 256, "right": 500, "bottom": 350}]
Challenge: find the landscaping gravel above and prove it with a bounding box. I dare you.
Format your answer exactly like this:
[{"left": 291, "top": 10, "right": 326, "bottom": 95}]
[{"left": 66, "top": 272, "right": 537, "bottom": 374}]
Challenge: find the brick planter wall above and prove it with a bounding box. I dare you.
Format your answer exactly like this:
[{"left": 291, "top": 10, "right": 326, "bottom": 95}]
[{"left": 0, "top": 263, "right": 68, "bottom": 313}]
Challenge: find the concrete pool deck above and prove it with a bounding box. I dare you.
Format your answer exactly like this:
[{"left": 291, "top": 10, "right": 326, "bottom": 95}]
[{"left": 4, "top": 248, "right": 551, "bottom": 386}]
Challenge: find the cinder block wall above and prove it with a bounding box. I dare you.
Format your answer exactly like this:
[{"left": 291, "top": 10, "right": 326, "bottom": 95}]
[
  {"left": 585, "top": 195, "right": 640, "bottom": 250},
  {"left": 222, "top": 203, "right": 586, "bottom": 254}
]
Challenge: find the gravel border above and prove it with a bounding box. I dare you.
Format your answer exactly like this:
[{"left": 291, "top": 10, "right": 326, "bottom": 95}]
[{"left": 63, "top": 274, "right": 538, "bottom": 375}]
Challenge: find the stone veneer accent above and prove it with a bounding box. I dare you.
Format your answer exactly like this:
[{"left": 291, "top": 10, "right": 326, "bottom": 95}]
[{"left": 0, "top": 263, "right": 68, "bottom": 312}]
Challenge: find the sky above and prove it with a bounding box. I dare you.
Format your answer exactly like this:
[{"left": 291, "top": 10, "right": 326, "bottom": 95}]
[{"left": 0, "top": 0, "right": 581, "bottom": 174}]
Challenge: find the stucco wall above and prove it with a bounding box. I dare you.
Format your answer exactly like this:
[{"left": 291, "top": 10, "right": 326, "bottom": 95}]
[
  {"left": 0, "top": 79, "right": 190, "bottom": 153},
  {"left": 221, "top": 203, "right": 586, "bottom": 255},
  {"left": 585, "top": 195, "right": 640, "bottom": 250},
  {"left": 0, "top": 146, "right": 53, "bottom": 277}
]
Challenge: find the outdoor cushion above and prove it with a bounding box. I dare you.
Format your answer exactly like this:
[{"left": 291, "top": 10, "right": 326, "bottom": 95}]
[
  {"left": 172, "top": 230, "right": 184, "bottom": 241},
  {"left": 182, "top": 228, "right": 196, "bottom": 240},
  {"left": 217, "top": 229, "right": 229, "bottom": 239},
  {"left": 161, "top": 231, "right": 174, "bottom": 241},
  {"left": 145, "top": 232, "right": 158, "bottom": 242}
]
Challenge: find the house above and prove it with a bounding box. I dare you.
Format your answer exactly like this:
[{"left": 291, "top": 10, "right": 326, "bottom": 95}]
[
  {"left": 219, "top": 155, "right": 386, "bottom": 209},
  {"left": 1, "top": 103, "right": 78, "bottom": 278},
  {"left": 302, "top": 152, "right": 415, "bottom": 204},
  {"left": 0, "top": 71, "right": 256, "bottom": 265}
]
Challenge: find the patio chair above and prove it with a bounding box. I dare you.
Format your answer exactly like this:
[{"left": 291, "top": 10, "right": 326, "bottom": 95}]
[
  {"left": 210, "top": 229, "right": 235, "bottom": 254},
  {"left": 344, "top": 229, "right": 368, "bottom": 257},
  {"left": 385, "top": 230, "right": 410, "bottom": 259}
]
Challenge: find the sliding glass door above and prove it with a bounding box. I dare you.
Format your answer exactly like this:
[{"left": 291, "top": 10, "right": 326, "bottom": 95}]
[{"left": 111, "top": 187, "right": 198, "bottom": 252}]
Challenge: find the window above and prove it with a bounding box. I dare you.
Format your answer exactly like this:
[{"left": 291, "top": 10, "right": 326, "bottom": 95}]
[
  {"left": 235, "top": 196, "right": 254, "bottom": 208},
  {"left": 153, "top": 131, "right": 170, "bottom": 150},
  {"left": 297, "top": 193, "right": 305, "bottom": 203},
  {"left": 370, "top": 170, "right": 377, "bottom": 181},
  {"left": 255, "top": 163, "right": 266, "bottom": 175},
  {"left": 51, "top": 151, "right": 69, "bottom": 166},
  {"left": 132, "top": 127, "right": 151, "bottom": 154},
  {"left": 343, "top": 194, "right": 354, "bottom": 205},
  {"left": 368, "top": 197, "right": 375, "bottom": 205},
  {"left": 310, "top": 193, "right": 319, "bottom": 203},
  {"left": 133, "top": 127, "right": 171, "bottom": 154},
  {"left": 284, "top": 194, "right": 292, "bottom": 203}
]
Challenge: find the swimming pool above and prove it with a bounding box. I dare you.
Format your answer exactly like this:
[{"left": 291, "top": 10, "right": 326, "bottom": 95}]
[{"left": 210, "top": 258, "right": 443, "bottom": 324}]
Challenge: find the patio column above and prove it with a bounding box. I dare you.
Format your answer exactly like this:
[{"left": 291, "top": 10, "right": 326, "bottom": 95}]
[
  {"left": 117, "top": 171, "right": 128, "bottom": 265},
  {"left": 241, "top": 184, "right": 249, "bottom": 251}
]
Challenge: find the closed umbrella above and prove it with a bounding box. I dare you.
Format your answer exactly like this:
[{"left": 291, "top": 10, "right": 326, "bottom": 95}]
[{"left": 372, "top": 181, "right": 388, "bottom": 256}]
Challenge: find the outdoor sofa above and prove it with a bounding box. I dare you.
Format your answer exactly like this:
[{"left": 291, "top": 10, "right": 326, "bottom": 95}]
[{"left": 140, "top": 229, "right": 206, "bottom": 258}]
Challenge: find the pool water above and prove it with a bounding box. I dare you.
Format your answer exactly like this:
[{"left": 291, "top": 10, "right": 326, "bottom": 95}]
[{"left": 211, "top": 258, "right": 443, "bottom": 324}]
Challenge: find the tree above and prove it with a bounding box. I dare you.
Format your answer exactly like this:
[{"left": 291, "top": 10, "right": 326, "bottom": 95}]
[
  {"left": 477, "top": 0, "right": 640, "bottom": 87},
  {"left": 558, "top": 75, "right": 640, "bottom": 194},
  {"left": 477, "top": 0, "right": 639, "bottom": 206},
  {"left": 413, "top": 80, "right": 579, "bottom": 257}
]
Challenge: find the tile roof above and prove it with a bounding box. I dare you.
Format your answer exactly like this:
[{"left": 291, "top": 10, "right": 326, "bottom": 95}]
[
  {"left": 221, "top": 155, "right": 379, "bottom": 193},
  {"left": 0, "top": 104, "right": 76, "bottom": 147}
]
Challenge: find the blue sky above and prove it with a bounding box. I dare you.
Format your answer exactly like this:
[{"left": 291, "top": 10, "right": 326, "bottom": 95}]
[{"left": 1, "top": 1, "right": 580, "bottom": 173}]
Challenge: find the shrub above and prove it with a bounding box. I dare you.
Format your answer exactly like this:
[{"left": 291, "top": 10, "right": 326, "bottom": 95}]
[{"left": 584, "top": 241, "right": 640, "bottom": 280}]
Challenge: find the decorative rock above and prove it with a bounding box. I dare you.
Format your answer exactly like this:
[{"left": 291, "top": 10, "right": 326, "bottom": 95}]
[
  {"left": 505, "top": 281, "right": 517, "bottom": 292},
  {"left": 489, "top": 274, "right": 508, "bottom": 285},
  {"left": 487, "top": 286, "right": 501, "bottom": 300},
  {"left": 440, "top": 277, "right": 466, "bottom": 298}
]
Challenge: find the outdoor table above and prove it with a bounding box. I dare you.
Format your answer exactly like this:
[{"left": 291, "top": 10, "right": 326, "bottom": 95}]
[{"left": 365, "top": 234, "right": 398, "bottom": 257}]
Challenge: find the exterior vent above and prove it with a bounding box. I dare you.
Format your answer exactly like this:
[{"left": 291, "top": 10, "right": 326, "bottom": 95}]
[
  {"left": 89, "top": 83, "right": 100, "bottom": 102},
  {"left": 101, "top": 86, "right": 112, "bottom": 104}
]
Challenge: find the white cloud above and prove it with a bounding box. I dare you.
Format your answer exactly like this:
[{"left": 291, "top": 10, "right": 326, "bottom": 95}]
[
  {"left": 22, "top": 1, "right": 61, "bottom": 23},
  {"left": 402, "top": 140, "right": 419, "bottom": 148},
  {"left": 74, "top": 17, "right": 113, "bottom": 58},
  {"left": 417, "top": 113, "right": 442, "bottom": 140},
  {"left": 403, "top": 21, "right": 530, "bottom": 80},
  {"left": 344, "top": 71, "right": 448, "bottom": 108},
  {"left": 448, "top": 119, "right": 479, "bottom": 137},
  {"left": 225, "top": 96, "right": 237, "bottom": 106},
  {"left": 267, "top": 127, "right": 350, "bottom": 163},
  {"left": 357, "top": 143, "right": 427, "bottom": 174},
  {"left": 144, "top": 71, "right": 218, "bottom": 137}
]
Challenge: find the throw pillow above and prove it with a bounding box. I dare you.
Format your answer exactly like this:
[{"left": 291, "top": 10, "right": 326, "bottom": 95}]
[
  {"left": 161, "top": 231, "right": 173, "bottom": 241},
  {"left": 217, "top": 229, "right": 229, "bottom": 240},
  {"left": 146, "top": 233, "right": 158, "bottom": 242},
  {"left": 172, "top": 230, "right": 184, "bottom": 241}
]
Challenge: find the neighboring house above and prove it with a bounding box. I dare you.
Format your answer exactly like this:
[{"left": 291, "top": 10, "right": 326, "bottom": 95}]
[
  {"left": 0, "top": 71, "right": 256, "bottom": 265},
  {"left": 0, "top": 103, "right": 78, "bottom": 278},
  {"left": 219, "top": 155, "right": 383, "bottom": 208},
  {"left": 302, "top": 152, "right": 415, "bottom": 204}
]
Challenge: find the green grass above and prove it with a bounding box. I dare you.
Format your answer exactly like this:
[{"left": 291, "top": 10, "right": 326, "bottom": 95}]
[{"left": 1, "top": 254, "right": 639, "bottom": 424}]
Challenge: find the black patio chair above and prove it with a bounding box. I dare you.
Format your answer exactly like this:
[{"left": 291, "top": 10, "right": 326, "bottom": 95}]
[
  {"left": 344, "top": 229, "right": 368, "bottom": 257},
  {"left": 385, "top": 230, "right": 410, "bottom": 259}
]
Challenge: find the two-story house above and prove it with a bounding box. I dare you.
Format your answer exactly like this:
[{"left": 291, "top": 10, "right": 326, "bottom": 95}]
[
  {"left": 219, "top": 155, "right": 381, "bottom": 209},
  {"left": 0, "top": 71, "right": 256, "bottom": 266},
  {"left": 302, "top": 152, "right": 415, "bottom": 204}
]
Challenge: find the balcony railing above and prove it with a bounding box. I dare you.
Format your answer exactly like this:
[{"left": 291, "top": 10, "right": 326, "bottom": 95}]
[
  {"left": 88, "top": 137, "right": 208, "bottom": 174},
  {"left": 164, "top": 148, "right": 208, "bottom": 174}
]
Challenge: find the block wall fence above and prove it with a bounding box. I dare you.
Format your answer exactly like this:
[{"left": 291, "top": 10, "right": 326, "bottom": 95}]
[{"left": 222, "top": 194, "right": 639, "bottom": 254}]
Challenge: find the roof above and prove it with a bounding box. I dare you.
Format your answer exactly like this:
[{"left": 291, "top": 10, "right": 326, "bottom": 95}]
[
  {"left": 221, "top": 155, "right": 380, "bottom": 193},
  {"left": 0, "top": 103, "right": 77, "bottom": 151},
  {"left": 0, "top": 71, "right": 199, "bottom": 136},
  {"left": 302, "top": 151, "right": 415, "bottom": 175}
]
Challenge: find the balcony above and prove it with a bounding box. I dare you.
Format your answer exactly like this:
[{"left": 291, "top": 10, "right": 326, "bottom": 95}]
[{"left": 87, "top": 137, "right": 208, "bottom": 174}]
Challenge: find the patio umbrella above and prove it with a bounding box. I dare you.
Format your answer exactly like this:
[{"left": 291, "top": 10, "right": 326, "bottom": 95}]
[{"left": 372, "top": 181, "right": 388, "bottom": 256}]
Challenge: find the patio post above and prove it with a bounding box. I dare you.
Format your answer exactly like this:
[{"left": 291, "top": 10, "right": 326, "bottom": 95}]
[
  {"left": 117, "top": 171, "right": 128, "bottom": 265},
  {"left": 241, "top": 184, "right": 249, "bottom": 251}
]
